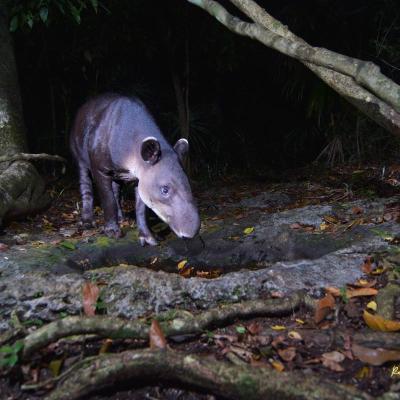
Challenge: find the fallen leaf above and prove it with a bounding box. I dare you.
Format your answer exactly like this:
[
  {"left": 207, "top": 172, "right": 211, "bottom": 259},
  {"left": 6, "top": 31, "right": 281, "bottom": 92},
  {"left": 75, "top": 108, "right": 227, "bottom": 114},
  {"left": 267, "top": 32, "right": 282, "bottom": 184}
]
[
  {"left": 352, "top": 206, "right": 364, "bottom": 215},
  {"left": 99, "top": 338, "right": 113, "bottom": 354},
  {"left": 363, "top": 310, "right": 400, "bottom": 332},
  {"left": 290, "top": 223, "right": 301, "bottom": 229},
  {"left": 247, "top": 322, "right": 262, "bottom": 335},
  {"left": 322, "top": 351, "right": 345, "bottom": 363},
  {"left": 243, "top": 227, "right": 255, "bottom": 235},
  {"left": 295, "top": 319, "right": 305, "bottom": 325},
  {"left": 362, "top": 257, "right": 373, "bottom": 274},
  {"left": 0, "top": 243, "right": 9, "bottom": 252},
  {"left": 315, "top": 293, "right": 335, "bottom": 324},
  {"left": 322, "top": 358, "right": 345, "bottom": 372},
  {"left": 366, "top": 301, "right": 377, "bottom": 311},
  {"left": 347, "top": 288, "right": 378, "bottom": 298},
  {"left": 82, "top": 282, "right": 100, "bottom": 316},
  {"left": 371, "top": 266, "right": 385, "bottom": 275},
  {"left": 352, "top": 279, "right": 377, "bottom": 288},
  {"left": 271, "top": 360, "right": 285, "bottom": 372},
  {"left": 59, "top": 240, "right": 76, "bottom": 250},
  {"left": 48, "top": 359, "right": 63, "bottom": 377},
  {"left": 288, "top": 331, "right": 302, "bottom": 341},
  {"left": 270, "top": 291, "right": 284, "bottom": 298},
  {"left": 352, "top": 343, "right": 400, "bottom": 366},
  {"left": 177, "top": 260, "right": 188, "bottom": 270},
  {"left": 271, "top": 325, "right": 286, "bottom": 331},
  {"left": 278, "top": 347, "right": 296, "bottom": 362},
  {"left": 355, "top": 366, "right": 371, "bottom": 379},
  {"left": 149, "top": 320, "right": 167, "bottom": 349},
  {"left": 325, "top": 287, "right": 341, "bottom": 297}
]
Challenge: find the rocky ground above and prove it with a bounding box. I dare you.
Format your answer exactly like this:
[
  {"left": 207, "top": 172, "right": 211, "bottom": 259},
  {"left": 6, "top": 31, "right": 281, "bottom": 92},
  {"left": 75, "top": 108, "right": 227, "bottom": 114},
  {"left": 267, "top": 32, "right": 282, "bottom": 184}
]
[{"left": 0, "top": 166, "right": 400, "bottom": 399}]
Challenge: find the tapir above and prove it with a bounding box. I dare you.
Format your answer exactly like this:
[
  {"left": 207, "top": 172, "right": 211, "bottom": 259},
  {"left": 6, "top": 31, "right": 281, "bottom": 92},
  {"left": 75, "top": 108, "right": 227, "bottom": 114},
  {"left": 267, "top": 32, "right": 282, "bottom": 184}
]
[{"left": 70, "top": 93, "right": 200, "bottom": 245}]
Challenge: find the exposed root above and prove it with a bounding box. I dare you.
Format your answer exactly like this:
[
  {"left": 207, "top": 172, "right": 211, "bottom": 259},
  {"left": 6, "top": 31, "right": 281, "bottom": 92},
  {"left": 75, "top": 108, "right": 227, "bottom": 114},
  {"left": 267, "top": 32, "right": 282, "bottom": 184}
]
[
  {"left": 22, "top": 292, "right": 307, "bottom": 359},
  {"left": 43, "top": 348, "right": 370, "bottom": 400}
]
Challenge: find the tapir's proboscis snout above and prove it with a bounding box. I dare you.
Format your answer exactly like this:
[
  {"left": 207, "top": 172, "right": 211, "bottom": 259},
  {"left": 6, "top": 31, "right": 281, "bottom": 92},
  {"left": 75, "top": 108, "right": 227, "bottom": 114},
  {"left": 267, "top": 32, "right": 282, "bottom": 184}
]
[{"left": 70, "top": 94, "right": 200, "bottom": 246}]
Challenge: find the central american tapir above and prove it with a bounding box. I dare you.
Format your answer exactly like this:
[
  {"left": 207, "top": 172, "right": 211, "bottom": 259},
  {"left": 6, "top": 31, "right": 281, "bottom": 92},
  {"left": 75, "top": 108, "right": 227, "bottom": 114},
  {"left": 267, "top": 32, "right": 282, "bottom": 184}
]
[{"left": 70, "top": 93, "right": 200, "bottom": 245}]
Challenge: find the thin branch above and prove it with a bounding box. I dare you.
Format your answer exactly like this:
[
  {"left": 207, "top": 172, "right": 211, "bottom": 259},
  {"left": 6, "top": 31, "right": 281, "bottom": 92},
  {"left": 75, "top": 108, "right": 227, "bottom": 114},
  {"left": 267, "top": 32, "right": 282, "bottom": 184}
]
[{"left": 186, "top": 0, "right": 400, "bottom": 134}]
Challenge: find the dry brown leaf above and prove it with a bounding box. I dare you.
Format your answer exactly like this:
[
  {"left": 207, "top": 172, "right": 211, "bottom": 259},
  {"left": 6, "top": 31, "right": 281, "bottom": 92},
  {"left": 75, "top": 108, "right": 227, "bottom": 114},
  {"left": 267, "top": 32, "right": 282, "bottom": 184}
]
[
  {"left": 322, "top": 351, "right": 345, "bottom": 363},
  {"left": 325, "top": 287, "right": 341, "bottom": 297},
  {"left": 82, "top": 281, "right": 100, "bottom": 316},
  {"left": 351, "top": 279, "right": 377, "bottom": 288},
  {"left": 149, "top": 320, "right": 167, "bottom": 349},
  {"left": 271, "top": 360, "right": 285, "bottom": 372},
  {"left": 322, "top": 358, "right": 345, "bottom": 372},
  {"left": 347, "top": 287, "right": 378, "bottom": 298},
  {"left": 247, "top": 322, "right": 262, "bottom": 335},
  {"left": 352, "top": 343, "right": 400, "bottom": 366},
  {"left": 288, "top": 331, "right": 302, "bottom": 341},
  {"left": 363, "top": 310, "right": 400, "bottom": 332},
  {"left": 0, "top": 243, "right": 9, "bottom": 252},
  {"left": 290, "top": 223, "right": 302, "bottom": 229},
  {"left": 315, "top": 293, "right": 335, "bottom": 324},
  {"left": 352, "top": 206, "right": 364, "bottom": 215},
  {"left": 278, "top": 347, "right": 296, "bottom": 362},
  {"left": 362, "top": 257, "right": 373, "bottom": 274},
  {"left": 99, "top": 338, "right": 113, "bottom": 354}
]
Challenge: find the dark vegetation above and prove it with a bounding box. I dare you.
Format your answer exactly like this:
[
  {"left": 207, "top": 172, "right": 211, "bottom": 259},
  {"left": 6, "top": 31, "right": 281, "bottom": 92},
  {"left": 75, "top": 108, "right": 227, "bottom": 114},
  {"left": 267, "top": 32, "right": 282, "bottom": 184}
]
[
  {"left": 1, "top": 1, "right": 400, "bottom": 399},
  {"left": 10, "top": 0, "right": 400, "bottom": 177}
]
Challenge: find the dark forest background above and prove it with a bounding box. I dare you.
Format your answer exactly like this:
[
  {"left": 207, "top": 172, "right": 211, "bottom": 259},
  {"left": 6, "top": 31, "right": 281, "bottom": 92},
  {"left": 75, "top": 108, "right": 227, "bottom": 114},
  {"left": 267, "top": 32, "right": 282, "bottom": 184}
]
[{"left": 10, "top": 0, "right": 400, "bottom": 177}]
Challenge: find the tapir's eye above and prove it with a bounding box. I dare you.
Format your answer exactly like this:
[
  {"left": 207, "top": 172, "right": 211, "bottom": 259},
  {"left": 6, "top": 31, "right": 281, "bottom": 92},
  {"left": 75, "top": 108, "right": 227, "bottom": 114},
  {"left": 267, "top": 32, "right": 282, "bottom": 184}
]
[{"left": 160, "top": 185, "right": 169, "bottom": 196}]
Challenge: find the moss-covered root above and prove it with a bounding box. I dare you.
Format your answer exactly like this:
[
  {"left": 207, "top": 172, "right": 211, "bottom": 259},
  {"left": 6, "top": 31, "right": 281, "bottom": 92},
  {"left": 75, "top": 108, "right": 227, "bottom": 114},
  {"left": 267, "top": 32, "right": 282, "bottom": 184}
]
[
  {"left": 22, "top": 292, "right": 307, "bottom": 359},
  {"left": 44, "top": 348, "right": 370, "bottom": 400}
]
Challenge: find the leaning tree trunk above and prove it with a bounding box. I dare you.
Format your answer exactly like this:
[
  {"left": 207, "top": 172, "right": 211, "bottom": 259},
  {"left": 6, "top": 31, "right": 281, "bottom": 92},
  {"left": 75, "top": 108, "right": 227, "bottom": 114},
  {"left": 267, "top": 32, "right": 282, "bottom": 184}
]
[
  {"left": 0, "top": 5, "right": 49, "bottom": 225},
  {"left": 186, "top": 0, "right": 400, "bottom": 136}
]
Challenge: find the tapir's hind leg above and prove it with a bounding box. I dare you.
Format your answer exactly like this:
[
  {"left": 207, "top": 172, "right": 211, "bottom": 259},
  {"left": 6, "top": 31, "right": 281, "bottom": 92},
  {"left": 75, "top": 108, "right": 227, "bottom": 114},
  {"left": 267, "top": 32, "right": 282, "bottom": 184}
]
[
  {"left": 112, "top": 181, "right": 123, "bottom": 222},
  {"left": 135, "top": 187, "right": 157, "bottom": 246},
  {"left": 79, "top": 166, "right": 94, "bottom": 228},
  {"left": 92, "top": 170, "right": 122, "bottom": 238}
]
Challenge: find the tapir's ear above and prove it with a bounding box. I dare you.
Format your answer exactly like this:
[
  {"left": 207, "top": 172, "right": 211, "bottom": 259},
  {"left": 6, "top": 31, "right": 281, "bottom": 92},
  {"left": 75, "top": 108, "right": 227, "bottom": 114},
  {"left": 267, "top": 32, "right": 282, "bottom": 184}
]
[
  {"left": 174, "top": 138, "right": 189, "bottom": 162},
  {"left": 141, "top": 137, "right": 161, "bottom": 165}
]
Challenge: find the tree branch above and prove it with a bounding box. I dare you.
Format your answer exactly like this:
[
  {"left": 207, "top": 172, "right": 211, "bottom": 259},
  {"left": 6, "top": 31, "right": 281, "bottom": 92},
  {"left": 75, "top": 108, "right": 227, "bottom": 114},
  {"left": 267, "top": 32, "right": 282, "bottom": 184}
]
[{"left": 186, "top": 0, "right": 400, "bottom": 135}]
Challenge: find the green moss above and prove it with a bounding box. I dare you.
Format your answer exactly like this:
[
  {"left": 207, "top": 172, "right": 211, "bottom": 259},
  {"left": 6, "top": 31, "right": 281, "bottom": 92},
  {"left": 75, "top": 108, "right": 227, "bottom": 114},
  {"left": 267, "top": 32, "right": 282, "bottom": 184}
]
[
  {"left": 237, "top": 374, "right": 258, "bottom": 397},
  {"left": 95, "top": 236, "right": 112, "bottom": 247}
]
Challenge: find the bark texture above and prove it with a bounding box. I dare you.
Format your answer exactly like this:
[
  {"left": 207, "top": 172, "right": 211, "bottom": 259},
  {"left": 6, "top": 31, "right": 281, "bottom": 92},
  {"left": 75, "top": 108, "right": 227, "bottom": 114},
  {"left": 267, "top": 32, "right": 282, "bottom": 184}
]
[
  {"left": 187, "top": 0, "right": 400, "bottom": 135},
  {"left": 0, "top": 4, "right": 49, "bottom": 225}
]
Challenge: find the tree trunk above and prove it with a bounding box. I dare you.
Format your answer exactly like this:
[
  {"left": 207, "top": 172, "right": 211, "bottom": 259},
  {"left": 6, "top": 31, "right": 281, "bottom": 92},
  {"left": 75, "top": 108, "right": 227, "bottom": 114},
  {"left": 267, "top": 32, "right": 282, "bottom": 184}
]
[
  {"left": 0, "top": 4, "right": 49, "bottom": 225},
  {"left": 186, "top": 0, "right": 400, "bottom": 136}
]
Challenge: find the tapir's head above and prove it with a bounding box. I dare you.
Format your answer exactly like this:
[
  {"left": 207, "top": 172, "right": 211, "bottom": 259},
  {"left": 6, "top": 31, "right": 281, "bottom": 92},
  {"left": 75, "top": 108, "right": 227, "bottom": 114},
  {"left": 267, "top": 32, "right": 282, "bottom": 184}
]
[{"left": 137, "top": 137, "right": 200, "bottom": 239}]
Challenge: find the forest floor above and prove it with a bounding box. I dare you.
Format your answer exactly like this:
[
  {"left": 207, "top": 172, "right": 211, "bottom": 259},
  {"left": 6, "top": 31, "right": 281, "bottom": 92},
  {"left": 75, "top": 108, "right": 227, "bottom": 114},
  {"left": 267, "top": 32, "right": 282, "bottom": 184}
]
[{"left": 0, "top": 164, "right": 400, "bottom": 399}]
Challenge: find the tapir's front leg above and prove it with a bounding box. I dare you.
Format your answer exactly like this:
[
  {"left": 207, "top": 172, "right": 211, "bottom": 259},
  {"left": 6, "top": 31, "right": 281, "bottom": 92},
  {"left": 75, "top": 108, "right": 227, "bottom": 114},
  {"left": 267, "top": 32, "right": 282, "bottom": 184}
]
[
  {"left": 135, "top": 187, "right": 158, "bottom": 246},
  {"left": 92, "top": 171, "right": 122, "bottom": 238}
]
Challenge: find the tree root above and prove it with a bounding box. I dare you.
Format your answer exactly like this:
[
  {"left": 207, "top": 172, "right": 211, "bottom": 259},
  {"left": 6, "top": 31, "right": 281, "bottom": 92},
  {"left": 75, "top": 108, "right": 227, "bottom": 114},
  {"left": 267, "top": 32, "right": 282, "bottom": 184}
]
[
  {"left": 43, "top": 348, "right": 370, "bottom": 400},
  {"left": 22, "top": 292, "right": 306, "bottom": 359},
  {"left": 0, "top": 152, "right": 67, "bottom": 166}
]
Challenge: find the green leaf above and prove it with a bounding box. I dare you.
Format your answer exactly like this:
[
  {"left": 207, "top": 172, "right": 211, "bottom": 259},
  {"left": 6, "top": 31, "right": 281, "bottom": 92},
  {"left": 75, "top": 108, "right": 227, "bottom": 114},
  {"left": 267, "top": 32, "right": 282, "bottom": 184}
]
[
  {"left": 90, "top": 0, "right": 98, "bottom": 12},
  {"left": 8, "top": 354, "right": 18, "bottom": 367},
  {"left": 0, "top": 345, "right": 13, "bottom": 354},
  {"left": 236, "top": 326, "right": 246, "bottom": 334},
  {"left": 60, "top": 240, "right": 76, "bottom": 250},
  {"left": 39, "top": 7, "right": 49, "bottom": 23},
  {"left": 9, "top": 16, "right": 19, "bottom": 32}
]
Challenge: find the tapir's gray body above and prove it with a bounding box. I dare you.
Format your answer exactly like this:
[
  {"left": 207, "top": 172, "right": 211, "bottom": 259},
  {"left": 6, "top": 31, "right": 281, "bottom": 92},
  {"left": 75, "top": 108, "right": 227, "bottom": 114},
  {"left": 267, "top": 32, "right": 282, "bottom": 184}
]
[{"left": 70, "top": 94, "right": 200, "bottom": 245}]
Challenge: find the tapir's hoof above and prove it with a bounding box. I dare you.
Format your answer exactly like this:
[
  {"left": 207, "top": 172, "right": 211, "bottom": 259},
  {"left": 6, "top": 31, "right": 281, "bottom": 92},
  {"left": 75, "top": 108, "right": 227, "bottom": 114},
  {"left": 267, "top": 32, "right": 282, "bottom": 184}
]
[
  {"left": 139, "top": 234, "right": 158, "bottom": 246},
  {"left": 80, "top": 220, "right": 95, "bottom": 229},
  {"left": 104, "top": 223, "right": 123, "bottom": 239}
]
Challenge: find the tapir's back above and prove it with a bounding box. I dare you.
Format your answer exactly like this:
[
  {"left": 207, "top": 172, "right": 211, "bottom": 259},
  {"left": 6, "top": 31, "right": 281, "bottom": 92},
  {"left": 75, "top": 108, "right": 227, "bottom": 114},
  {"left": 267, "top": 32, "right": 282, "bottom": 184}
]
[{"left": 70, "top": 94, "right": 167, "bottom": 169}]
